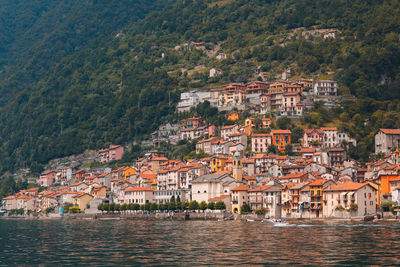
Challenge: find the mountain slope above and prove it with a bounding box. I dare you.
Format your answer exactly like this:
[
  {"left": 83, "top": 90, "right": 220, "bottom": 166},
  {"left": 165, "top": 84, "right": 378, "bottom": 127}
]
[
  {"left": 0, "top": 0, "right": 170, "bottom": 105},
  {"left": 1, "top": 0, "right": 400, "bottom": 173}
]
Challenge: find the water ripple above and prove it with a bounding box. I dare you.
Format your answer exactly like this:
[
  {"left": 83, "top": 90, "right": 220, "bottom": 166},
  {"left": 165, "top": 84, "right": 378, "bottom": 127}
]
[{"left": 1, "top": 219, "right": 400, "bottom": 266}]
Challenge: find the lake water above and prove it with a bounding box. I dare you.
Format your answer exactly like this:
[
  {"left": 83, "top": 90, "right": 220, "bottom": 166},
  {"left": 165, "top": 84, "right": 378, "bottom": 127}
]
[{"left": 1, "top": 219, "right": 400, "bottom": 266}]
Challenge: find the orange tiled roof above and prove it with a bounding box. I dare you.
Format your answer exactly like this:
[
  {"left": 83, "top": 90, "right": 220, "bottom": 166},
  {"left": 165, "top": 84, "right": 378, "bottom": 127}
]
[
  {"left": 325, "top": 181, "right": 370, "bottom": 192},
  {"left": 280, "top": 172, "right": 307, "bottom": 179},
  {"left": 271, "top": 130, "right": 291, "bottom": 134},
  {"left": 300, "top": 148, "right": 316, "bottom": 153},
  {"left": 251, "top": 133, "right": 271, "bottom": 137},
  {"left": 321, "top": 127, "right": 338, "bottom": 131},
  {"left": 380, "top": 129, "right": 400, "bottom": 135},
  {"left": 209, "top": 195, "right": 230, "bottom": 201},
  {"left": 249, "top": 185, "right": 273, "bottom": 192},
  {"left": 141, "top": 173, "right": 156, "bottom": 180},
  {"left": 125, "top": 187, "right": 154, "bottom": 192},
  {"left": 231, "top": 185, "right": 249, "bottom": 191},
  {"left": 308, "top": 179, "right": 327, "bottom": 186},
  {"left": 151, "top": 156, "right": 168, "bottom": 161}
]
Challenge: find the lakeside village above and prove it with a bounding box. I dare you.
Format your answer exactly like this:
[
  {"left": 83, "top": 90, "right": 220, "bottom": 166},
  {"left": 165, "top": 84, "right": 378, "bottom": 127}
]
[{"left": 2, "top": 78, "right": 400, "bottom": 220}]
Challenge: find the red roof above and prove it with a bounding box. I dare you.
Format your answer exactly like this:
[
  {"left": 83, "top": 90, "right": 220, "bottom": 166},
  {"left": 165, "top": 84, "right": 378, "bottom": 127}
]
[
  {"left": 325, "top": 181, "right": 370, "bottom": 192},
  {"left": 271, "top": 130, "right": 291, "bottom": 134},
  {"left": 209, "top": 195, "right": 230, "bottom": 201},
  {"left": 141, "top": 173, "right": 157, "bottom": 180},
  {"left": 151, "top": 157, "right": 168, "bottom": 161},
  {"left": 300, "top": 148, "right": 316, "bottom": 153},
  {"left": 251, "top": 133, "right": 271, "bottom": 137},
  {"left": 280, "top": 172, "right": 307, "bottom": 179},
  {"left": 308, "top": 179, "right": 327, "bottom": 186},
  {"left": 249, "top": 185, "right": 273, "bottom": 192},
  {"left": 321, "top": 127, "right": 338, "bottom": 131},
  {"left": 379, "top": 129, "right": 400, "bottom": 135},
  {"left": 125, "top": 187, "right": 154, "bottom": 192},
  {"left": 231, "top": 185, "right": 249, "bottom": 191}
]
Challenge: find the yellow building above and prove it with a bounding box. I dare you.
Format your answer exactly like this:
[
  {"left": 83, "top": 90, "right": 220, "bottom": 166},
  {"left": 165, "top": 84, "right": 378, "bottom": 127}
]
[
  {"left": 308, "top": 179, "right": 335, "bottom": 218},
  {"left": 122, "top": 167, "right": 136, "bottom": 181},
  {"left": 245, "top": 117, "right": 271, "bottom": 129},
  {"left": 231, "top": 186, "right": 249, "bottom": 213},
  {"left": 232, "top": 152, "right": 243, "bottom": 181},
  {"left": 227, "top": 112, "right": 239, "bottom": 121},
  {"left": 211, "top": 156, "right": 228, "bottom": 173},
  {"left": 218, "top": 83, "right": 247, "bottom": 107},
  {"left": 262, "top": 118, "right": 272, "bottom": 128},
  {"left": 72, "top": 193, "right": 93, "bottom": 211}
]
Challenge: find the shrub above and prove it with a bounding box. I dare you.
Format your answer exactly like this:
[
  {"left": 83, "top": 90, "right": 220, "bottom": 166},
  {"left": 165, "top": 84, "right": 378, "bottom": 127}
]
[
  {"left": 69, "top": 206, "right": 80, "bottom": 213},
  {"left": 335, "top": 205, "right": 345, "bottom": 211},
  {"left": 381, "top": 200, "right": 394, "bottom": 212},
  {"left": 255, "top": 207, "right": 267, "bottom": 215},
  {"left": 390, "top": 205, "right": 400, "bottom": 212},
  {"left": 349, "top": 203, "right": 358, "bottom": 212}
]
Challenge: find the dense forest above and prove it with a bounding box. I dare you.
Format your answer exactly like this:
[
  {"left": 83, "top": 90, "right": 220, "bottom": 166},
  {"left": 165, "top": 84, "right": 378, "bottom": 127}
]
[{"left": 0, "top": 0, "right": 400, "bottom": 175}]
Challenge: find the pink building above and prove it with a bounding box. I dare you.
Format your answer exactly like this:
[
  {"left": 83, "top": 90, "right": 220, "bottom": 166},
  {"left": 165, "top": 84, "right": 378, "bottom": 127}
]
[
  {"left": 122, "top": 187, "right": 155, "bottom": 204},
  {"left": 251, "top": 134, "right": 272, "bottom": 153},
  {"left": 99, "top": 145, "right": 124, "bottom": 163},
  {"left": 260, "top": 94, "right": 271, "bottom": 114},
  {"left": 207, "top": 124, "right": 216, "bottom": 137},
  {"left": 282, "top": 92, "right": 301, "bottom": 115},
  {"left": 40, "top": 170, "right": 57, "bottom": 186},
  {"left": 303, "top": 129, "right": 324, "bottom": 147}
]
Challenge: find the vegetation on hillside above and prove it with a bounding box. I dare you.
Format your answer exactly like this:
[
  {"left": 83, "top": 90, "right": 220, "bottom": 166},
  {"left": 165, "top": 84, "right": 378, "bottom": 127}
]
[{"left": 0, "top": 0, "right": 400, "bottom": 174}]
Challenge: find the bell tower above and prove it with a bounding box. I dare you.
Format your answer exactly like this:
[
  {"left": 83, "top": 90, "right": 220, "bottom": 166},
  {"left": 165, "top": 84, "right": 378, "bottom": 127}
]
[{"left": 232, "top": 151, "right": 243, "bottom": 181}]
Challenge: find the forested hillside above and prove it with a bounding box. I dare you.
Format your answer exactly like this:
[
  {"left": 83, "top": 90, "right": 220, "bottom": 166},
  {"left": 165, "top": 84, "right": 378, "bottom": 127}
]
[
  {"left": 1, "top": 0, "right": 400, "bottom": 174},
  {"left": 0, "top": 0, "right": 170, "bottom": 105}
]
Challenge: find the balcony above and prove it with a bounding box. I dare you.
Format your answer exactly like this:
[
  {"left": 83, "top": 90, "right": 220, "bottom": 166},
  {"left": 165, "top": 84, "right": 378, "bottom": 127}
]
[
  {"left": 310, "top": 204, "right": 322, "bottom": 210},
  {"left": 232, "top": 200, "right": 238, "bottom": 204}
]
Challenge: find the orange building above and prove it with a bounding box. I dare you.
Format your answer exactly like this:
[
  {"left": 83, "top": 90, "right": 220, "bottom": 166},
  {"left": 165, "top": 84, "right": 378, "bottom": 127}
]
[
  {"left": 227, "top": 112, "right": 239, "bottom": 121},
  {"left": 271, "top": 130, "right": 292, "bottom": 152},
  {"left": 373, "top": 174, "right": 400, "bottom": 204},
  {"left": 181, "top": 117, "right": 204, "bottom": 129}
]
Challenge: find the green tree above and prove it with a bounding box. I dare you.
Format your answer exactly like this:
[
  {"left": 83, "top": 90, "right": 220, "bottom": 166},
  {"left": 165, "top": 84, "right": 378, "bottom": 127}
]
[
  {"left": 285, "top": 144, "right": 294, "bottom": 156},
  {"left": 199, "top": 201, "right": 208, "bottom": 212},
  {"left": 168, "top": 200, "right": 176, "bottom": 211},
  {"left": 277, "top": 117, "right": 292, "bottom": 130},
  {"left": 207, "top": 202, "right": 215, "bottom": 210},
  {"left": 240, "top": 203, "right": 251, "bottom": 214},
  {"left": 188, "top": 200, "right": 199, "bottom": 211},
  {"left": 380, "top": 200, "right": 394, "bottom": 212},
  {"left": 150, "top": 202, "right": 158, "bottom": 212},
  {"left": 291, "top": 126, "right": 303, "bottom": 143},
  {"left": 215, "top": 201, "right": 226, "bottom": 210}
]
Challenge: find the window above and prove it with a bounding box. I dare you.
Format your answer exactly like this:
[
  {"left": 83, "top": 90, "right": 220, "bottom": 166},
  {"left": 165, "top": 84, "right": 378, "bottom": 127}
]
[
  {"left": 204, "top": 190, "right": 207, "bottom": 193},
  {"left": 198, "top": 191, "right": 200, "bottom": 193}
]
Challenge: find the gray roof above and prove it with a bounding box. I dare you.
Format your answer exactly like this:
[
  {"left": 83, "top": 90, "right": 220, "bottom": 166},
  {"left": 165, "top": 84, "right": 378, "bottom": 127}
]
[
  {"left": 192, "top": 173, "right": 237, "bottom": 186},
  {"left": 290, "top": 182, "right": 309, "bottom": 190}
]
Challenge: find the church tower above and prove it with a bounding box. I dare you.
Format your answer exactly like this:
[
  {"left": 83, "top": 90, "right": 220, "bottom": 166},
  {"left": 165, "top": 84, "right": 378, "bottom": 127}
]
[{"left": 232, "top": 151, "right": 243, "bottom": 181}]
